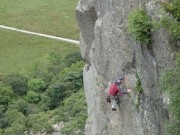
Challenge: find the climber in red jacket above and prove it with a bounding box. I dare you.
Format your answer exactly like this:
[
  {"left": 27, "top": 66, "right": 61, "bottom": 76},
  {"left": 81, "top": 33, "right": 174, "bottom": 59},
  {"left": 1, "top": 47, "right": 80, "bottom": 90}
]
[{"left": 108, "top": 75, "right": 132, "bottom": 111}]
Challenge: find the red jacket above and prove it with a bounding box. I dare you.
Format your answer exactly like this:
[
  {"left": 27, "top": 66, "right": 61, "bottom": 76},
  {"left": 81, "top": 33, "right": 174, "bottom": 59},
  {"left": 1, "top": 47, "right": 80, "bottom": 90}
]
[{"left": 108, "top": 83, "right": 123, "bottom": 96}]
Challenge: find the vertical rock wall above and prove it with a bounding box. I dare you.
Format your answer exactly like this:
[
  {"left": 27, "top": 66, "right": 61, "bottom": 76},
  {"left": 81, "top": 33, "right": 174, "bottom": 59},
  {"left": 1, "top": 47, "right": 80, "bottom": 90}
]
[{"left": 76, "top": 0, "right": 175, "bottom": 135}]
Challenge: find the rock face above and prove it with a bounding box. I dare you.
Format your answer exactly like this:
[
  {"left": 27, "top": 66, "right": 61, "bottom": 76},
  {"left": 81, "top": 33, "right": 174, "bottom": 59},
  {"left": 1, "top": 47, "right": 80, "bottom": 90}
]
[{"left": 76, "top": 0, "right": 175, "bottom": 135}]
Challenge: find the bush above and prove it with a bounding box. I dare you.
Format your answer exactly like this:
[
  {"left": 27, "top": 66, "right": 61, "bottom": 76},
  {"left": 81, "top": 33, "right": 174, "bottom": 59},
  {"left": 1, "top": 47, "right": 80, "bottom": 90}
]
[
  {"left": 5, "top": 109, "right": 26, "bottom": 134},
  {"left": 38, "top": 94, "right": 51, "bottom": 111},
  {"left": 0, "top": 128, "right": 3, "bottom": 134},
  {"left": 48, "top": 52, "right": 62, "bottom": 65},
  {"left": 135, "top": 77, "right": 143, "bottom": 93},
  {"left": 157, "top": 16, "right": 180, "bottom": 41},
  {"left": 47, "top": 82, "right": 66, "bottom": 109},
  {"left": 47, "top": 52, "right": 65, "bottom": 75},
  {"left": 3, "top": 73, "right": 28, "bottom": 96},
  {"left": 26, "top": 104, "right": 40, "bottom": 116},
  {"left": 5, "top": 109, "right": 26, "bottom": 125},
  {"left": 56, "top": 89, "right": 87, "bottom": 135},
  {"left": 166, "top": 120, "right": 180, "bottom": 135},
  {"left": 160, "top": 52, "right": 180, "bottom": 135},
  {"left": 29, "top": 68, "right": 53, "bottom": 86},
  {"left": 26, "top": 91, "right": 40, "bottom": 104},
  {"left": 0, "top": 111, "right": 9, "bottom": 128},
  {"left": 55, "top": 61, "right": 84, "bottom": 83},
  {"left": 128, "top": 9, "right": 152, "bottom": 44},
  {"left": 26, "top": 112, "right": 53, "bottom": 133},
  {"left": 8, "top": 99, "right": 28, "bottom": 115},
  {"left": 63, "top": 71, "right": 83, "bottom": 90},
  {"left": 28, "top": 78, "right": 46, "bottom": 92},
  {"left": 64, "top": 52, "right": 83, "bottom": 67},
  {"left": 165, "top": 0, "right": 180, "bottom": 21},
  {"left": 4, "top": 123, "right": 25, "bottom": 135},
  {"left": 0, "top": 86, "right": 14, "bottom": 105}
]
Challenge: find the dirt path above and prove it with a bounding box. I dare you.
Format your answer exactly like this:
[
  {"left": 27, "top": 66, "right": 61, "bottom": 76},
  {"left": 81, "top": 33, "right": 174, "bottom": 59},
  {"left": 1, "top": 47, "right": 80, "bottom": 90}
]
[{"left": 0, "top": 25, "right": 79, "bottom": 45}]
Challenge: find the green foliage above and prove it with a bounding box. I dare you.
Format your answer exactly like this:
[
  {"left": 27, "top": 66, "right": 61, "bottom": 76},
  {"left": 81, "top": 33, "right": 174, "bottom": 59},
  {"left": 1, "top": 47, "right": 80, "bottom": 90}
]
[
  {"left": 61, "top": 115, "right": 87, "bottom": 135},
  {"left": 5, "top": 109, "right": 26, "bottom": 126},
  {"left": 160, "top": 52, "right": 180, "bottom": 135},
  {"left": 26, "top": 91, "right": 40, "bottom": 104},
  {"left": 38, "top": 94, "right": 51, "bottom": 111},
  {"left": 166, "top": 120, "right": 180, "bottom": 135},
  {"left": 165, "top": 0, "right": 180, "bottom": 21},
  {"left": 161, "top": 17, "right": 180, "bottom": 40},
  {"left": 47, "top": 61, "right": 84, "bottom": 109},
  {"left": 4, "top": 123, "right": 25, "bottom": 135},
  {"left": 28, "top": 78, "right": 46, "bottom": 92},
  {"left": 2, "top": 73, "right": 28, "bottom": 96},
  {"left": 160, "top": 64, "right": 180, "bottom": 119},
  {"left": 47, "top": 82, "right": 66, "bottom": 109},
  {"left": 63, "top": 71, "right": 83, "bottom": 90},
  {"left": 56, "top": 61, "right": 84, "bottom": 83},
  {"left": 0, "top": 128, "right": 3, "bottom": 134},
  {"left": 64, "top": 52, "right": 83, "bottom": 67},
  {"left": 47, "top": 52, "right": 65, "bottom": 75},
  {"left": 8, "top": 99, "right": 28, "bottom": 115},
  {"left": 48, "top": 52, "right": 62, "bottom": 65},
  {"left": 55, "top": 89, "right": 87, "bottom": 135},
  {"left": 0, "top": 0, "right": 84, "bottom": 134},
  {"left": 29, "top": 65, "right": 54, "bottom": 86},
  {"left": 26, "top": 104, "right": 40, "bottom": 116},
  {"left": 157, "top": 0, "right": 180, "bottom": 41},
  {"left": 0, "top": 86, "right": 14, "bottom": 105},
  {"left": 26, "top": 112, "right": 54, "bottom": 133},
  {"left": 135, "top": 78, "right": 143, "bottom": 93},
  {"left": 0, "top": 111, "right": 8, "bottom": 128},
  {"left": 4, "top": 110, "right": 26, "bottom": 134},
  {"left": 128, "top": 9, "right": 151, "bottom": 44}
]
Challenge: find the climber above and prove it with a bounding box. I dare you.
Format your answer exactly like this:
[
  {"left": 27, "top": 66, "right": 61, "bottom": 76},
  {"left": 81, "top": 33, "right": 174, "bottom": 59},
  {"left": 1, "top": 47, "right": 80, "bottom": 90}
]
[{"left": 108, "top": 75, "right": 132, "bottom": 111}]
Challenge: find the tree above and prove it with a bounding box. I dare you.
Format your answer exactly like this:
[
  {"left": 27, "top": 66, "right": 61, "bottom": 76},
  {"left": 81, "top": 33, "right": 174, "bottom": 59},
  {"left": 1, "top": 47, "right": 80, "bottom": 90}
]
[
  {"left": 28, "top": 78, "right": 46, "bottom": 92},
  {"left": 0, "top": 86, "right": 14, "bottom": 105},
  {"left": 38, "top": 94, "right": 51, "bottom": 111},
  {"left": 63, "top": 71, "right": 83, "bottom": 90},
  {"left": 4, "top": 109, "right": 26, "bottom": 135},
  {"left": 26, "top": 91, "right": 40, "bottom": 104},
  {"left": 47, "top": 82, "right": 66, "bottom": 109},
  {"left": 8, "top": 98, "right": 28, "bottom": 115},
  {"left": 58, "top": 89, "right": 87, "bottom": 135},
  {"left": 64, "top": 52, "right": 82, "bottom": 67},
  {"left": 0, "top": 111, "right": 8, "bottom": 128},
  {"left": 3, "top": 73, "right": 28, "bottom": 96}
]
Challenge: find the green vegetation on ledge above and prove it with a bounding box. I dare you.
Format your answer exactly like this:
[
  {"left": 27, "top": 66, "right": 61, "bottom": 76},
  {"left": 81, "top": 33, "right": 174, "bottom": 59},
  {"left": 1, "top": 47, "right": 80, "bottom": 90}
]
[
  {"left": 128, "top": 9, "right": 152, "bottom": 44},
  {"left": 160, "top": 52, "right": 180, "bottom": 135}
]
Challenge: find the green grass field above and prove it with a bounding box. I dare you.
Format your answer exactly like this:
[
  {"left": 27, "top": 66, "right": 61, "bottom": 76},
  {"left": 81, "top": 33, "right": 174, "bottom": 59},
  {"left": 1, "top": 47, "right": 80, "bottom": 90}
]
[
  {"left": 0, "top": 29, "right": 80, "bottom": 75},
  {"left": 0, "top": 0, "right": 80, "bottom": 75},
  {"left": 0, "top": 0, "right": 79, "bottom": 39}
]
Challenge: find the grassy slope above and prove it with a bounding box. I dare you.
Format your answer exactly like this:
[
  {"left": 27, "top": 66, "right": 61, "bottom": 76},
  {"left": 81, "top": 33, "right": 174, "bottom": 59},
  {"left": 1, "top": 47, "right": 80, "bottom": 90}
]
[
  {"left": 0, "top": 29, "right": 79, "bottom": 75},
  {"left": 0, "top": 0, "right": 79, "bottom": 39},
  {"left": 0, "top": 0, "right": 80, "bottom": 75}
]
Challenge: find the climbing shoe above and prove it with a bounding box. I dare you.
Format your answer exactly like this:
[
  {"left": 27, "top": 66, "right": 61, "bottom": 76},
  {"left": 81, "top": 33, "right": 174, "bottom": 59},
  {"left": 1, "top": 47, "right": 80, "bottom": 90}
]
[{"left": 112, "top": 108, "right": 117, "bottom": 111}]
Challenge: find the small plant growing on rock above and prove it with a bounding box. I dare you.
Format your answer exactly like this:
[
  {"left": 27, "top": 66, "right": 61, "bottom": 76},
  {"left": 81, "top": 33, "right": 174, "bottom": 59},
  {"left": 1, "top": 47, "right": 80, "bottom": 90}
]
[
  {"left": 159, "top": 0, "right": 180, "bottom": 41},
  {"left": 162, "top": 0, "right": 180, "bottom": 21},
  {"left": 128, "top": 9, "right": 152, "bottom": 44}
]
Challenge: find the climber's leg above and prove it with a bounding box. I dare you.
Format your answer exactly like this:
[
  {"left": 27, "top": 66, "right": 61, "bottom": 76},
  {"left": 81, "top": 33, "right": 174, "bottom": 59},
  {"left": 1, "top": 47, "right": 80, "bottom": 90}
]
[{"left": 111, "top": 96, "right": 119, "bottom": 111}]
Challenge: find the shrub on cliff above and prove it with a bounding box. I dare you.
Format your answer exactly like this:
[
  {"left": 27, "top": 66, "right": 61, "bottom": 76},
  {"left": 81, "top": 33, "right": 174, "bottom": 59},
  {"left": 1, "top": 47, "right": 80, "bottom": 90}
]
[
  {"left": 128, "top": 9, "right": 152, "bottom": 44},
  {"left": 160, "top": 52, "right": 180, "bottom": 135}
]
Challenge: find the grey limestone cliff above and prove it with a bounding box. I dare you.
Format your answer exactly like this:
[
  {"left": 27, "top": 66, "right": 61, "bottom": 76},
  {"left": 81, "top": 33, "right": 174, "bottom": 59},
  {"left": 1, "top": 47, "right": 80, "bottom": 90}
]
[{"left": 76, "top": 0, "right": 175, "bottom": 135}]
